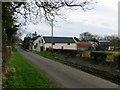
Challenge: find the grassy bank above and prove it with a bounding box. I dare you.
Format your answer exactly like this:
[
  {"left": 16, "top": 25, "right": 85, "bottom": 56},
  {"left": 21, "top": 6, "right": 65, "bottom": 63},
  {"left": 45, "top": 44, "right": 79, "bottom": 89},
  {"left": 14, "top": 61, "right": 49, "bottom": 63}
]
[
  {"left": 4, "top": 49, "right": 54, "bottom": 88},
  {"left": 35, "top": 51, "right": 67, "bottom": 64},
  {"left": 91, "top": 51, "right": 120, "bottom": 54}
]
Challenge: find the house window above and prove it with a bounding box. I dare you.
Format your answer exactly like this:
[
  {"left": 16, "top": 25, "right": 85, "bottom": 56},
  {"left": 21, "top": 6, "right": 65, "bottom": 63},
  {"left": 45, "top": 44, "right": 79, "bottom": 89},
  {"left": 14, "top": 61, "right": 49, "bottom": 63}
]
[
  {"left": 42, "top": 39, "right": 43, "bottom": 43},
  {"left": 36, "top": 43, "right": 38, "bottom": 46},
  {"left": 61, "top": 46, "right": 64, "bottom": 49},
  {"left": 68, "top": 43, "right": 70, "bottom": 45},
  {"left": 34, "top": 45, "right": 36, "bottom": 49},
  {"left": 52, "top": 43, "right": 55, "bottom": 45}
]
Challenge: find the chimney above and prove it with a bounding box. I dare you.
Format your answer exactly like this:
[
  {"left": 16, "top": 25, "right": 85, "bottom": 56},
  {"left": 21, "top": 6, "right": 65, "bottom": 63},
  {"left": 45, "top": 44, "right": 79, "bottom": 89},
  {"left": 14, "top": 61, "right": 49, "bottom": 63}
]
[{"left": 32, "top": 31, "right": 37, "bottom": 38}]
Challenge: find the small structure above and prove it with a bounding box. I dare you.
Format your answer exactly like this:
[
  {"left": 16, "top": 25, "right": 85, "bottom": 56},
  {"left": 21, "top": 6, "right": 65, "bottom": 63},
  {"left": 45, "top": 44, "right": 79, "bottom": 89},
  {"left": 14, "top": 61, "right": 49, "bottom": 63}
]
[
  {"left": 77, "top": 42, "right": 92, "bottom": 51},
  {"left": 29, "top": 35, "right": 77, "bottom": 51},
  {"left": 77, "top": 42, "right": 98, "bottom": 51},
  {"left": 32, "top": 31, "right": 37, "bottom": 38},
  {"left": 97, "top": 40, "right": 111, "bottom": 50}
]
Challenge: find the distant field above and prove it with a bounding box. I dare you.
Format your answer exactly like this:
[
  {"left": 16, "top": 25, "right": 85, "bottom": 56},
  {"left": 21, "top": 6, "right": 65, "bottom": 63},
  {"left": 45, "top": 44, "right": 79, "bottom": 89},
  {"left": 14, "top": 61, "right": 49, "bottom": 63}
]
[
  {"left": 4, "top": 49, "right": 54, "bottom": 88},
  {"left": 91, "top": 51, "right": 120, "bottom": 54}
]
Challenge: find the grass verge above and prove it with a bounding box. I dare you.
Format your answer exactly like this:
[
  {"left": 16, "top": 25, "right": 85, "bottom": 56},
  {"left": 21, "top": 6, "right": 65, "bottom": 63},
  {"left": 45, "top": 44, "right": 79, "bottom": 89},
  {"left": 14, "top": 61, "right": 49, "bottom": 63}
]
[
  {"left": 35, "top": 51, "right": 68, "bottom": 64},
  {"left": 4, "top": 49, "right": 54, "bottom": 88},
  {"left": 91, "top": 51, "right": 120, "bottom": 54}
]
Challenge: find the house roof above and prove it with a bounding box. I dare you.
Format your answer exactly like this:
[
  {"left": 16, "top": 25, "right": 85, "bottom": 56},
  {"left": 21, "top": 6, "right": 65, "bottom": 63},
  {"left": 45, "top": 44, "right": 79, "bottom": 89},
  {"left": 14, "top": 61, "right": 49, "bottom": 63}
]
[
  {"left": 43, "top": 36, "right": 76, "bottom": 43},
  {"left": 77, "top": 42, "right": 92, "bottom": 48},
  {"left": 31, "top": 36, "right": 40, "bottom": 42},
  {"left": 98, "top": 40, "right": 110, "bottom": 42},
  {"left": 98, "top": 40, "right": 110, "bottom": 45}
]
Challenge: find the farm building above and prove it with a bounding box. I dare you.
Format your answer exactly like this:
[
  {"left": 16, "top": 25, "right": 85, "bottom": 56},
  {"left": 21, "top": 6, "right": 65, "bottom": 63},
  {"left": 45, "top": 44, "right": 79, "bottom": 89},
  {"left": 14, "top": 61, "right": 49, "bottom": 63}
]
[
  {"left": 29, "top": 35, "right": 77, "bottom": 51},
  {"left": 97, "top": 40, "right": 111, "bottom": 50},
  {"left": 77, "top": 42, "right": 98, "bottom": 51},
  {"left": 77, "top": 42, "right": 91, "bottom": 51}
]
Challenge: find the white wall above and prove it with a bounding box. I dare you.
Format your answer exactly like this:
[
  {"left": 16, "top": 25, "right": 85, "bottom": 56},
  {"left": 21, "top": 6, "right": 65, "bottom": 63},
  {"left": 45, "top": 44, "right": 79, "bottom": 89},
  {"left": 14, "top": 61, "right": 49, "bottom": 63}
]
[
  {"left": 44, "top": 43, "right": 77, "bottom": 50},
  {"left": 32, "top": 37, "right": 44, "bottom": 51},
  {"left": 30, "top": 36, "right": 77, "bottom": 51}
]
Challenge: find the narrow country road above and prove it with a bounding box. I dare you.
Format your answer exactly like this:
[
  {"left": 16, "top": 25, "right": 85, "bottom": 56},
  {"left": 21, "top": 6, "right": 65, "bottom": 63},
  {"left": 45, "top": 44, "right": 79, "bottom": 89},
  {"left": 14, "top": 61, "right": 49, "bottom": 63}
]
[{"left": 16, "top": 46, "right": 119, "bottom": 88}]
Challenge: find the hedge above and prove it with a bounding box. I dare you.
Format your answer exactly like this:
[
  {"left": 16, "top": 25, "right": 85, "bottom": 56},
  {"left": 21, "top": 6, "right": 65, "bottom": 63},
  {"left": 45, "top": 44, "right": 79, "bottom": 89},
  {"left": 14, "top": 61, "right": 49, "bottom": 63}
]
[
  {"left": 49, "top": 49, "right": 120, "bottom": 65},
  {"left": 50, "top": 49, "right": 79, "bottom": 56},
  {"left": 2, "top": 46, "right": 12, "bottom": 72},
  {"left": 91, "top": 51, "right": 120, "bottom": 63},
  {"left": 91, "top": 52, "right": 109, "bottom": 62}
]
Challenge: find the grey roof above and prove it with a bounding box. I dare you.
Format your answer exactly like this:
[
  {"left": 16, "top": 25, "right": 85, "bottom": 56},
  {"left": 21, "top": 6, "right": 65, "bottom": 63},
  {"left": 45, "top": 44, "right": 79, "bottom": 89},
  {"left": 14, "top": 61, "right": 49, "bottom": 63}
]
[
  {"left": 43, "top": 36, "right": 76, "bottom": 43},
  {"left": 98, "top": 40, "right": 110, "bottom": 45},
  {"left": 31, "top": 36, "right": 41, "bottom": 42},
  {"left": 98, "top": 40, "right": 110, "bottom": 42}
]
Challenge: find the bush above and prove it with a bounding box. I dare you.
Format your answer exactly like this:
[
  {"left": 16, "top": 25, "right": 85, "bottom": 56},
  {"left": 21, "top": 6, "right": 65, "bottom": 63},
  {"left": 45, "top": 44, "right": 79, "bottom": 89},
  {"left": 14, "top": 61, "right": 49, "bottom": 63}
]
[
  {"left": 117, "top": 54, "right": 120, "bottom": 70},
  {"left": 82, "top": 51, "right": 91, "bottom": 58},
  {"left": 90, "top": 52, "right": 109, "bottom": 62},
  {"left": 113, "top": 54, "right": 120, "bottom": 70},
  {"left": 116, "top": 47, "right": 120, "bottom": 51},
  {"left": 106, "top": 55, "right": 114, "bottom": 62},
  {"left": 90, "top": 51, "right": 120, "bottom": 66},
  {"left": 52, "top": 49, "right": 79, "bottom": 56}
]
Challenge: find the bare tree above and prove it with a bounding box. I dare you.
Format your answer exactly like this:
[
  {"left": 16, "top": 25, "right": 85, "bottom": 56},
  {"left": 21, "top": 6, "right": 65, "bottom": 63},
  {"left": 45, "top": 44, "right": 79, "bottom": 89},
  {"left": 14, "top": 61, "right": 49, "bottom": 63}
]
[
  {"left": 79, "top": 32, "right": 94, "bottom": 41},
  {"left": 12, "top": 0, "right": 97, "bottom": 24},
  {"left": 103, "top": 35, "right": 120, "bottom": 47}
]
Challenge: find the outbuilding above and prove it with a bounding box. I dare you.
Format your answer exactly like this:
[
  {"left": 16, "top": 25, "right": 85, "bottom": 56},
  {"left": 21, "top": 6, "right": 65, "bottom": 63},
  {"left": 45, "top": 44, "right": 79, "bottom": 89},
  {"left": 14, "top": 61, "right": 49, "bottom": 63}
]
[{"left": 29, "top": 35, "right": 77, "bottom": 51}]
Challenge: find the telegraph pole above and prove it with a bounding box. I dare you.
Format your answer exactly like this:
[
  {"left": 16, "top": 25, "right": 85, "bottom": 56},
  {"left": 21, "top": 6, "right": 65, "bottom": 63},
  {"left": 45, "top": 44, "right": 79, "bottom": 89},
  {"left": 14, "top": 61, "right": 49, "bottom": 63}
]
[{"left": 51, "top": 19, "right": 53, "bottom": 52}]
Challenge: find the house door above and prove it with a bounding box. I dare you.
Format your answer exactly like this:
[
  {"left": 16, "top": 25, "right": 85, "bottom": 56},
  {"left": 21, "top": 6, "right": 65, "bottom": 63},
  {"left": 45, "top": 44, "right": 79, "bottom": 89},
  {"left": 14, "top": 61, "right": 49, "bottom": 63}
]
[{"left": 40, "top": 46, "right": 44, "bottom": 51}]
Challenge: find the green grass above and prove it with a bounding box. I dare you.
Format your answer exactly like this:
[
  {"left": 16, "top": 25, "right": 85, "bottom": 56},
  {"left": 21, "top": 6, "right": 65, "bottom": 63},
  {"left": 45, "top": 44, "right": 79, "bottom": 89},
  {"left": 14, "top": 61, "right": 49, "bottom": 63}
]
[
  {"left": 5, "top": 49, "right": 54, "bottom": 88},
  {"left": 35, "top": 51, "right": 61, "bottom": 57},
  {"left": 35, "top": 51, "right": 67, "bottom": 64},
  {"left": 116, "top": 47, "right": 120, "bottom": 48},
  {"left": 91, "top": 51, "right": 120, "bottom": 54}
]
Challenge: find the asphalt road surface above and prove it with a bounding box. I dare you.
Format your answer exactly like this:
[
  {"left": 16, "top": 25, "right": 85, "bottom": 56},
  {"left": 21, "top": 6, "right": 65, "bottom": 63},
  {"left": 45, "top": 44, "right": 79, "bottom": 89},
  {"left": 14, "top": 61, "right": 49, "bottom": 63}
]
[{"left": 16, "top": 46, "right": 119, "bottom": 88}]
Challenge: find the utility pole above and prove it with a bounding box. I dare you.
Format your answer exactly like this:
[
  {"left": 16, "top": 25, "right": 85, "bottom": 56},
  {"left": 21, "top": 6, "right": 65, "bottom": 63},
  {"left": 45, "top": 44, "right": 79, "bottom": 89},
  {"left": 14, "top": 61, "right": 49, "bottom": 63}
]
[{"left": 51, "top": 19, "right": 53, "bottom": 53}]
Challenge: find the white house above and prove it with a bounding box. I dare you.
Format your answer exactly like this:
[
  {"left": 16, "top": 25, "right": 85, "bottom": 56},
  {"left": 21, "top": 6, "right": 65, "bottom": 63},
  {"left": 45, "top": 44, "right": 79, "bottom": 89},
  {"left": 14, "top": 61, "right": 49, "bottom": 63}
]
[{"left": 29, "top": 35, "right": 77, "bottom": 51}]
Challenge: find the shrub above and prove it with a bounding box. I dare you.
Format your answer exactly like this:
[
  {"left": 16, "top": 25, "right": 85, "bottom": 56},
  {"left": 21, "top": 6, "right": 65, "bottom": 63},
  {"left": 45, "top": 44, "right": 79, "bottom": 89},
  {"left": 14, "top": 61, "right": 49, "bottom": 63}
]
[
  {"left": 106, "top": 55, "right": 114, "bottom": 62},
  {"left": 90, "top": 52, "right": 109, "bottom": 62},
  {"left": 117, "top": 54, "right": 120, "bottom": 70},
  {"left": 113, "top": 54, "right": 120, "bottom": 70},
  {"left": 52, "top": 49, "right": 79, "bottom": 56},
  {"left": 116, "top": 47, "right": 120, "bottom": 51},
  {"left": 82, "top": 51, "right": 91, "bottom": 58},
  {"left": 90, "top": 51, "right": 120, "bottom": 65}
]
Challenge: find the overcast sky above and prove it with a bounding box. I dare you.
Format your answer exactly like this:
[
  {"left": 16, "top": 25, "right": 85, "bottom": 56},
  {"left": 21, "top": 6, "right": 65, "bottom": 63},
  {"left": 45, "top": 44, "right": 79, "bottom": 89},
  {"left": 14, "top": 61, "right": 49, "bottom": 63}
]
[{"left": 21, "top": 0, "right": 119, "bottom": 39}]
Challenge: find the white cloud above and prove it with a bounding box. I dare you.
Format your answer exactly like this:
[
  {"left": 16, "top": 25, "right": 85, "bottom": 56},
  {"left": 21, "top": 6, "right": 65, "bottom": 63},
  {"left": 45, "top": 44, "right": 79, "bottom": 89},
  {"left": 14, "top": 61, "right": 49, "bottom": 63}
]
[
  {"left": 22, "top": 0, "right": 118, "bottom": 39},
  {"left": 66, "top": 0, "right": 118, "bottom": 31}
]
